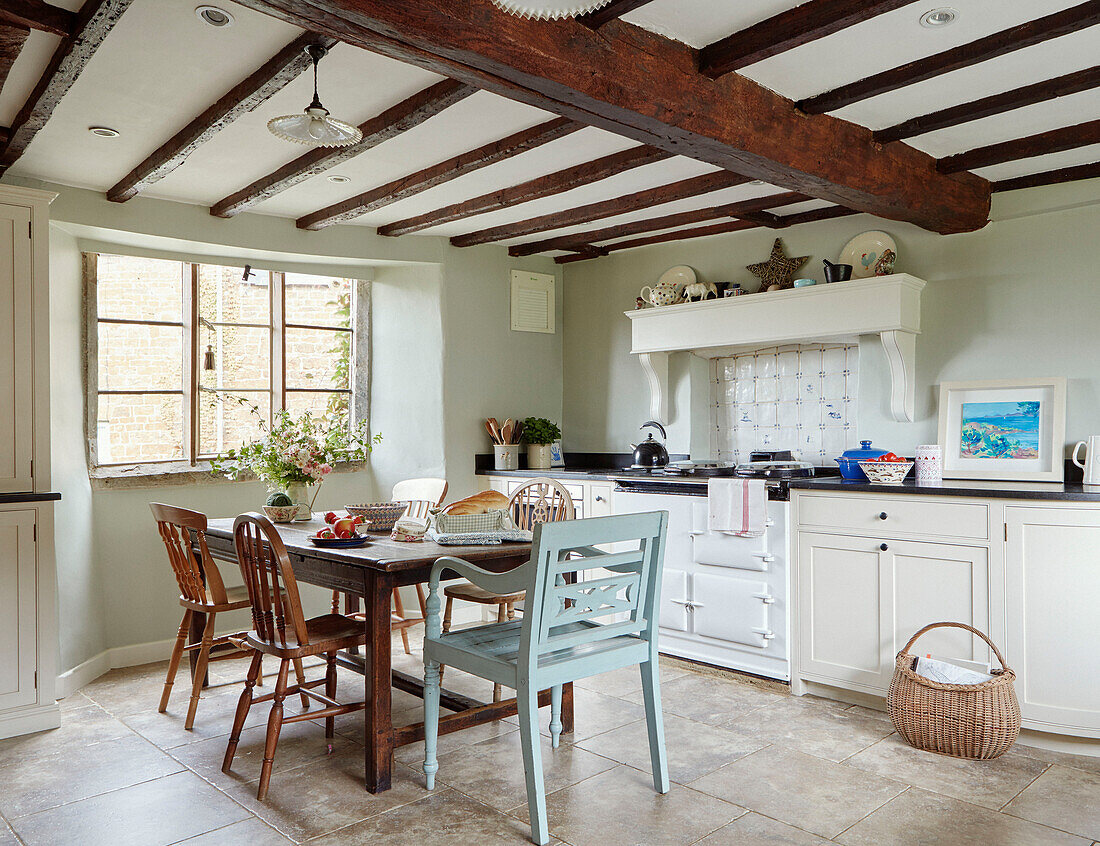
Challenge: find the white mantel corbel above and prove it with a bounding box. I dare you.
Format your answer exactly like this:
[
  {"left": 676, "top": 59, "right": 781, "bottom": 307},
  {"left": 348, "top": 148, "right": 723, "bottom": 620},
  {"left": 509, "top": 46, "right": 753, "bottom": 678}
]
[{"left": 625, "top": 274, "right": 926, "bottom": 424}]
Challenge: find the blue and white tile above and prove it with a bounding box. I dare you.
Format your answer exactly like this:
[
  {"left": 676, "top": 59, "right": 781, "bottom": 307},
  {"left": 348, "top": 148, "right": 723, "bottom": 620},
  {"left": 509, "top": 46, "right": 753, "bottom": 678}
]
[
  {"left": 757, "top": 354, "right": 777, "bottom": 379},
  {"left": 718, "top": 358, "right": 736, "bottom": 381},
  {"left": 822, "top": 374, "right": 846, "bottom": 400},
  {"left": 755, "top": 378, "right": 778, "bottom": 403},
  {"left": 735, "top": 355, "right": 755, "bottom": 380},
  {"left": 801, "top": 378, "right": 820, "bottom": 401},
  {"left": 802, "top": 427, "right": 824, "bottom": 458},
  {"left": 822, "top": 428, "right": 847, "bottom": 458},
  {"left": 778, "top": 377, "right": 800, "bottom": 401},
  {"left": 776, "top": 402, "right": 799, "bottom": 429},
  {"left": 778, "top": 350, "right": 800, "bottom": 377},
  {"left": 734, "top": 379, "right": 755, "bottom": 404},
  {"left": 798, "top": 348, "right": 821, "bottom": 376},
  {"left": 822, "top": 346, "right": 847, "bottom": 372},
  {"left": 756, "top": 403, "right": 777, "bottom": 429}
]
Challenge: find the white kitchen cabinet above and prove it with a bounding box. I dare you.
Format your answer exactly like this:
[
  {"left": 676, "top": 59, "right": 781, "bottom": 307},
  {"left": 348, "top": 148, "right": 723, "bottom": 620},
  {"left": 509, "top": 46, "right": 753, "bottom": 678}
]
[
  {"left": 483, "top": 475, "right": 610, "bottom": 519},
  {"left": 0, "top": 510, "right": 38, "bottom": 711},
  {"left": 0, "top": 201, "right": 34, "bottom": 494},
  {"left": 797, "top": 531, "right": 993, "bottom": 696},
  {"left": 0, "top": 186, "right": 58, "bottom": 740},
  {"left": 1006, "top": 506, "right": 1100, "bottom": 737}
]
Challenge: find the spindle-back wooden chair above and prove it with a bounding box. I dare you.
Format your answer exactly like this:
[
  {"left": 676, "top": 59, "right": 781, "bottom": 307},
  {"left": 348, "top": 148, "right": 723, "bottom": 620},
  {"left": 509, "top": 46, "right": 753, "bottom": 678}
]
[
  {"left": 150, "top": 503, "right": 283, "bottom": 730},
  {"left": 224, "top": 512, "right": 369, "bottom": 800},
  {"left": 423, "top": 512, "right": 670, "bottom": 845}
]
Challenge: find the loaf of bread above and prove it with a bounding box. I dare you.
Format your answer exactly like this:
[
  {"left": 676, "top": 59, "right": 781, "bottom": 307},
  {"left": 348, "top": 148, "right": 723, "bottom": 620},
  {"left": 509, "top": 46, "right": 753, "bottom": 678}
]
[{"left": 441, "top": 490, "right": 510, "bottom": 515}]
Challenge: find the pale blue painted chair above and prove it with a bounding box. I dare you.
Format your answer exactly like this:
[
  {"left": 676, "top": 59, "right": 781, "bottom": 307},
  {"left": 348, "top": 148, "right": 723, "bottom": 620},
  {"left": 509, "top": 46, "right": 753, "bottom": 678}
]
[{"left": 422, "top": 512, "right": 670, "bottom": 845}]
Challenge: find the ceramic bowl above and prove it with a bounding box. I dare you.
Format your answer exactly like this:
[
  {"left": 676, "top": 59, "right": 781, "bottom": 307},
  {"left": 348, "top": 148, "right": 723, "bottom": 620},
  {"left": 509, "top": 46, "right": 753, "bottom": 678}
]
[
  {"left": 858, "top": 460, "right": 913, "bottom": 485},
  {"left": 262, "top": 504, "right": 299, "bottom": 523},
  {"left": 793, "top": 278, "right": 817, "bottom": 288},
  {"left": 345, "top": 501, "right": 409, "bottom": 531}
]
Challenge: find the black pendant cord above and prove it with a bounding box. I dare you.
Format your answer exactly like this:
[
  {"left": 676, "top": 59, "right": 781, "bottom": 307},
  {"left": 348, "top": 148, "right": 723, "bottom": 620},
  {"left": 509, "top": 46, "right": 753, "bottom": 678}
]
[{"left": 306, "top": 45, "right": 325, "bottom": 111}]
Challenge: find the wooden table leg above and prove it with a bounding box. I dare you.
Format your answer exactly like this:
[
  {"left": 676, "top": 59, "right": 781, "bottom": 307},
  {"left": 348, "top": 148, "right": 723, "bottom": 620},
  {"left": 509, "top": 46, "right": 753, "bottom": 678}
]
[
  {"left": 561, "top": 681, "right": 574, "bottom": 734},
  {"left": 363, "top": 570, "right": 394, "bottom": 793},
  {"left": 188, "top": 609, "right": 209, "bottom": 688}
]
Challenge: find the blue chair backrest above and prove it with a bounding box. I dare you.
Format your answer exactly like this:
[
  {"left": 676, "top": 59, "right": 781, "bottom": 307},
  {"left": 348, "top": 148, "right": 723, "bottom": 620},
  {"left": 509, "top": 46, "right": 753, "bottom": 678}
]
[{"left": 518, "top": 511, "right": 668, "bottom": 672}]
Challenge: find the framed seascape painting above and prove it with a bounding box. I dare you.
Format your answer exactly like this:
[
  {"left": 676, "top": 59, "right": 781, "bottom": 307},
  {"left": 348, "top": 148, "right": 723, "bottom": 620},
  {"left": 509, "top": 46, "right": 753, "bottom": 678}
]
[{"left": 938, "top": 378, "right": 1066, "bottom": 482}]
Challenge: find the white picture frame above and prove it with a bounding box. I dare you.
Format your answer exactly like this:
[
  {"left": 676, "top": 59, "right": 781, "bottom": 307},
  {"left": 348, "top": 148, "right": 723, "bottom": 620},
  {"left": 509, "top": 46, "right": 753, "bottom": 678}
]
[{"left": 937, "top": 378, "right": 1066, "bottom": 482}]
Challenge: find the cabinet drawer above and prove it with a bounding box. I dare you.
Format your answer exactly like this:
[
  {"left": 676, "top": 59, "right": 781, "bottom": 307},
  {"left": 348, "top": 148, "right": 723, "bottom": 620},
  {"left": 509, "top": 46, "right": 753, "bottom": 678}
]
[{"left": 797, "top": 494, "right": 988, "bottom": 541}]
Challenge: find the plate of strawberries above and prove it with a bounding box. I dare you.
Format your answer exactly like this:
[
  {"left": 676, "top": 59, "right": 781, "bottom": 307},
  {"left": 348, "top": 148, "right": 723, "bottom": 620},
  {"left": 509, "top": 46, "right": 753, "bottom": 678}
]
[{"left": 311, "top": 512, "right": 371, "bottom": 548}]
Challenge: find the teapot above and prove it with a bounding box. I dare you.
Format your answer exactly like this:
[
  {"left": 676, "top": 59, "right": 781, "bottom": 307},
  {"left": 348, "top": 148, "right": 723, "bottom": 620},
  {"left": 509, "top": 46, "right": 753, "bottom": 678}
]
[
  {"left": 639, "top": 282, "right": 682, "bottom": 307},
  {"left": 630, "top": 421, "right": 670, "bottom": 468}
]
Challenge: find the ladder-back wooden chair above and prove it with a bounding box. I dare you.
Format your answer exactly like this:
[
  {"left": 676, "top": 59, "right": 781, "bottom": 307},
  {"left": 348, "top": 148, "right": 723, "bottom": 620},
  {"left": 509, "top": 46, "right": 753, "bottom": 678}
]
[
  {"left": 151, "top": 503, "right": 291, "bottom": 730},
  {"left": 224, "top": 512, "right": 368, "bottom": 801},
  {"left": 422, "top": 512, "right": 670, "bottom": 845},
  {"left": 441, "top": 478, "right": 574, "bottom": 701},
  {"left": 333, "top": 478, "right": 448, "bottom": 654}
]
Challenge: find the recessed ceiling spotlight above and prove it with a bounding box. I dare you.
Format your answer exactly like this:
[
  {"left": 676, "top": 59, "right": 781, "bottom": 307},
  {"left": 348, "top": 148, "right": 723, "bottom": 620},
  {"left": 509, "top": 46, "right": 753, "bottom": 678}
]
[
  {"left": 195, "top": 5, "right": 234, "bottom": 27},
  {"left": 920, "top": 7, "right": 957, "bottom": 28},
  {"left": 326, "top": 174, "right": 351, "bottom": 184},
  {"left": 749, "top": 180, "right": 766, "bottom": 186},
  {"left": 88, "top": 126, "right": 120, "bottom": 138}
]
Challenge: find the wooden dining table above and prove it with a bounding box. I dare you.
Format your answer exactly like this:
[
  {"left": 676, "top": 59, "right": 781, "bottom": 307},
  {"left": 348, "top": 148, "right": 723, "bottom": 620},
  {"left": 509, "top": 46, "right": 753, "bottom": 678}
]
[{"left": 201, "top": 516, "right": 574, "bottom": 794}]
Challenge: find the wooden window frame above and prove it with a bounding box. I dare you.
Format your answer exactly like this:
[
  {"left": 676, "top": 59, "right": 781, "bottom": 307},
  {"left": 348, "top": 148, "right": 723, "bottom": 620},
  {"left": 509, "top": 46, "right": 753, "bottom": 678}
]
[{"left": 84, "top": 252, "right": 367, "bottom": 476}]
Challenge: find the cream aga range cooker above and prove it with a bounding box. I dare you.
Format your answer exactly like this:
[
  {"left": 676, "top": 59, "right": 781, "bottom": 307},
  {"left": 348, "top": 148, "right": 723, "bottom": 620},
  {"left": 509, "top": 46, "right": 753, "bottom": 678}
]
[{"left": 611, "top": 455, "right": 821, "bottom": 682}]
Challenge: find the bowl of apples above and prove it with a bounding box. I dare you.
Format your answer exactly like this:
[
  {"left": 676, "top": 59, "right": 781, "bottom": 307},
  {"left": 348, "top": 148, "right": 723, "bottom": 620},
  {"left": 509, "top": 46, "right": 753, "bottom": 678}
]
[{"left": 311, "top": 512, "right": 370, "bottom": 548}]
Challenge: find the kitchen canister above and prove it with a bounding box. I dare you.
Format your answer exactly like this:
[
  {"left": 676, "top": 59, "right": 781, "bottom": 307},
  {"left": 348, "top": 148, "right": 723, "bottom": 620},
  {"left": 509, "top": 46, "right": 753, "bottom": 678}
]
[
  {"left": 493, "top": 443, "right": 520, "bottom": 471},
  {"left": 915, "top": 444, "right": 942, "bottom": 484}
]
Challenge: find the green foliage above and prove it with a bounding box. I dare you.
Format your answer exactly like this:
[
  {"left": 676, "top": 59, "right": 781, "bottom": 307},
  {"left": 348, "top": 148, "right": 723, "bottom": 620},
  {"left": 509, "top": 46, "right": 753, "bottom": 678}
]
[
  {"left": 266, "top": 491, "right": 293, "bottom": 507},
  {"left": 1017, "top": 401, "right": 1040, "bottom": 416},
  {"left": 326, "top": 288, "right": 353, "bottom": 426},
  {"left": 210, "top": 407, "right": 381, "bottom": 488},
  {"left": 521, "top": 417, "right": 561, "bottom": 445}
]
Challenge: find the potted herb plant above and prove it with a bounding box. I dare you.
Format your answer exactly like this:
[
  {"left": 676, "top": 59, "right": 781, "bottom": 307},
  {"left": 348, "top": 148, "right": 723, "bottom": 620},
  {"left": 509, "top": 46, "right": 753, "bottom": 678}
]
[
  {"left": 211, "top": 409, "right": 381, "bottom": 520},
  {"left": 521, "top": 417, "right": 560, "bottom": 470}
]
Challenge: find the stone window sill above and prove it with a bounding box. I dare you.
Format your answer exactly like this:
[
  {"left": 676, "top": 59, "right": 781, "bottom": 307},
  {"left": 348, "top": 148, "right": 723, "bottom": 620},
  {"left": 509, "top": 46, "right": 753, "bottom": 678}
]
[{"left": 88, "top": 460, "right": 367, "bottom": 492}]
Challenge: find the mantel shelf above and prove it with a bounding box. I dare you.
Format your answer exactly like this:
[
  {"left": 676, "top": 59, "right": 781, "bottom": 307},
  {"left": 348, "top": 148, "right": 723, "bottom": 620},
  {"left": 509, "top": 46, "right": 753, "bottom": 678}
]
[{"left": 624, "top": 274, "right": 926, "bottom": 425}]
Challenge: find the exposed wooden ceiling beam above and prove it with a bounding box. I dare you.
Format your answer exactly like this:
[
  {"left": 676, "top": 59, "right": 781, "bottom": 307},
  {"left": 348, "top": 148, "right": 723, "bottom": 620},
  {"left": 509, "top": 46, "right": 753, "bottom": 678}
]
[
  {"left": 875, "top": 66, "right": 1100, "bottom": 144},
  {"left": 0, "top": 25, "right": 30, "bottom": 97},
  {"left": 509, "top": 191, "right": 809, "bottom": 256},
  {"left": 448, "top": 170, "right": 749, "bottom": 247},
  {"left": 210, "top": 78, "right": 474, "bottom": 218},
  {"left": 376, "top": 145, "right": 671, "bottom": 237},
  {"left": 700, "top": 0, "right": 915, "bottom": 79},
  {"left": 296, "top": 116, "right": 580, "bottom": 229},
  {"left": 0, "top": 0, "right": 134, "bottom": 173},
  {"left": 576, "top": 0, "right": 654, "bottom": 29},
  {"left": 0, "top": 127, "right": 8, "bottom": 144},
  {"left": 233, "top": 0, "right": 990, "bottom": 234},
  {"left": 555, "top": 219, "right": 762, "bottom": 263},
  {"left": 799, "top": 2, "right": 1100, "bottom": 115},
  {"left": 107, "top": 33, "right": 337, "bottom": 203},
  {"left": 554, "top": 205, "right": 859, "bottom": 263},
  {"left": 991, "top": 161, "right": 1100, "bottom": 192},
  {"left": 0, "top": 0, "right": 77, "bottom": 37},
  {"left": 937, "top": 119, "right": 1100, "bottom": 174}
]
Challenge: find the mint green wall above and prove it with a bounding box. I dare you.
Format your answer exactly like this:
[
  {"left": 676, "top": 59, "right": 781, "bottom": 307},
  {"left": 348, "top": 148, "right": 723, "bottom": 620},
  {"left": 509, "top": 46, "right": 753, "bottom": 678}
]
[
  {"left": 30, "top": 179, "right": 561, "bottom": 676},
  {"left": 561, "top": 185, "right": 1100, "bottom": 461}
]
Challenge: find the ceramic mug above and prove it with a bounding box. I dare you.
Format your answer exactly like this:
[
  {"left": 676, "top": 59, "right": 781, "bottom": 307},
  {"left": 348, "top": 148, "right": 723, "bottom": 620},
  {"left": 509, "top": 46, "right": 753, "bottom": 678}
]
[{"left": 915, "top": 444, "right": 942, "bottom": 484}]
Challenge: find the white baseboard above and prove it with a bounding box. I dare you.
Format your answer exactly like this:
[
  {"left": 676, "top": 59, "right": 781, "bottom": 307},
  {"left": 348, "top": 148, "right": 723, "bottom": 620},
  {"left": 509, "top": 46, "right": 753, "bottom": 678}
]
[
  {"left": 57, "top": 604, "right": 486, "bottom": 700},
  {"left": 0, "top": 702, "right": 61, "bottom": 741}
]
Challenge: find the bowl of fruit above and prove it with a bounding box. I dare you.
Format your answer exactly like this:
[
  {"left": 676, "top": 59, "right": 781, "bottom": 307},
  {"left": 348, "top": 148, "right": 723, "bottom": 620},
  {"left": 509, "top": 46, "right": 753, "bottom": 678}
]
[
  {"left": 858, "top": 453, "right": 913, "bottom": 485},
  {"left": 312, "top": 512, "right": 370, "bottom": 547}
]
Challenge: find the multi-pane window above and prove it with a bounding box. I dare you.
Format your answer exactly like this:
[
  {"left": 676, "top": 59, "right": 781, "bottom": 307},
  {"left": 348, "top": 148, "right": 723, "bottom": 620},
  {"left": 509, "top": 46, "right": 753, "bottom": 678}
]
[{"left": 90, "top": 253, "right": 360, "bottom": 467}]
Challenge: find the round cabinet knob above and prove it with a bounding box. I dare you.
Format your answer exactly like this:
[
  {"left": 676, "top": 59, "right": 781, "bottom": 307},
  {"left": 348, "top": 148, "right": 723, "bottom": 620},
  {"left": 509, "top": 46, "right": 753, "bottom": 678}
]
[
  {"left": 595, "top": 495, "right": 606, "bottom": 502},
  {"left": 879, "top": 543, "right": 889, "bottom": 551},
  {"left": 878, "top": 512, "right": 888, "bottom": 520}
]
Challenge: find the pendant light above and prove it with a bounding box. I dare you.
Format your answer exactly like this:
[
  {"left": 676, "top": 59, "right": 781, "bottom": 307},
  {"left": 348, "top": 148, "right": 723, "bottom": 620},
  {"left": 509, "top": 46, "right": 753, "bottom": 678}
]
[
  {"left": 267, "top": 45, "right": 362, "bottom": 147},
  {"left": 490, "top": 0, "right": 614, "bottom": 19}
]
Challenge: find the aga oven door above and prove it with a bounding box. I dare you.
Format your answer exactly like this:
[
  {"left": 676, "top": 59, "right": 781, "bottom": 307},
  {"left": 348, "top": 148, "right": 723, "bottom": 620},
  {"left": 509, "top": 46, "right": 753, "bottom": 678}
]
[{"left": 691, "top": 573, "right": 773, "bottom": 648}]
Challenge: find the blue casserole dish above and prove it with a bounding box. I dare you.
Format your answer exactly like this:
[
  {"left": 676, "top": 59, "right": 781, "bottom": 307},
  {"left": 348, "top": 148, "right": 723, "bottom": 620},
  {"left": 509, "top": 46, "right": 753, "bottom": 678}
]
[{"left": 836, "top": 440, "right": 889, "bottom": 480}]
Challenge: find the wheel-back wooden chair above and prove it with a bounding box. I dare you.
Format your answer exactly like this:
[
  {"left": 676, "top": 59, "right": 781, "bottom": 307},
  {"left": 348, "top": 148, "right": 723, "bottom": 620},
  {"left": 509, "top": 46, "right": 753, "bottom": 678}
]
[
  {"left": 441, "top": 478, "right": 574, "bottom": 701},
  {"left": 333, "top": 478, "right": 448, "bottom": 654},
  {"left": 224, "top": 512, "right": 368, "bottom": 800},
  {"left": 151, "top": 503, "right": 288, "bottom": 730},
  {"left": 423, "top": 512, "right": 671, "bottom": 845}
]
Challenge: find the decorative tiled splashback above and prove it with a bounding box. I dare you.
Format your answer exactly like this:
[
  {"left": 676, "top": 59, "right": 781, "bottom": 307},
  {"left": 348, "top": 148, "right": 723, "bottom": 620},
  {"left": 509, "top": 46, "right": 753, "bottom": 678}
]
[{"left": 713, "top": 343, "right": 860, "bottom": 466}]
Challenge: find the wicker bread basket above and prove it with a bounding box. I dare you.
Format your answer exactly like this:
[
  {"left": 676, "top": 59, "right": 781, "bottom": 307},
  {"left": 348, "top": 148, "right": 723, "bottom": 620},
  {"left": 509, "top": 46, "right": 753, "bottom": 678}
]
[{"left": 888, "top": 621, "right": 1020, "bottom": 760}]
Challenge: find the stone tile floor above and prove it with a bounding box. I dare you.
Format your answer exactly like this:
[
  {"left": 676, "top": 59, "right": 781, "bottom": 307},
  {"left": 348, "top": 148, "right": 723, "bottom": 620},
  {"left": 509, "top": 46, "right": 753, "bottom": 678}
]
[{"left": 1, "top": 636, "right": 1098, "bottom": 845}]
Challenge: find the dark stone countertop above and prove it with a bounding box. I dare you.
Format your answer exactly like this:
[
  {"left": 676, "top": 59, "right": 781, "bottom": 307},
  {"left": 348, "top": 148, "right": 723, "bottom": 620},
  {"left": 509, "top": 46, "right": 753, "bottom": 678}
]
[
  {"left": 788, "top": 477, "right": 1100, "bottom": 502},
  {"left": 0, "top": 491, "right": 62, "bottom": 504}
]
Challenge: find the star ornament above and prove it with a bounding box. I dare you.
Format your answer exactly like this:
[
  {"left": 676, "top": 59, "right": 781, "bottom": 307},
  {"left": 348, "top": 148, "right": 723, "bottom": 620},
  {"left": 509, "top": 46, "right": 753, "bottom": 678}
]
[{"left": 746, "top": 238, "right": 810, "bottom": 290}]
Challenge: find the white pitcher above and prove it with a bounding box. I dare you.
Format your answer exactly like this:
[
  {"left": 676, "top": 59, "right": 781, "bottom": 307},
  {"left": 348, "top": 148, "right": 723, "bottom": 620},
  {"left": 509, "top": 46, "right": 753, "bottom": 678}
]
[{"left": 1072, "top": 436, "right": 1100, "bottom": 485}]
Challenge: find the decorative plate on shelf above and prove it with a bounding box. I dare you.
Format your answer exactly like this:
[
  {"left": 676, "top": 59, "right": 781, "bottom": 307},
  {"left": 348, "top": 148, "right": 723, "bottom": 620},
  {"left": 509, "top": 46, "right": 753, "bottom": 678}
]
[
  {"left": 839, "top": 231, "right": 897, "bottom": 278},
  {"left": 657, "top": 265, "right": 696, "bottom": 300}
]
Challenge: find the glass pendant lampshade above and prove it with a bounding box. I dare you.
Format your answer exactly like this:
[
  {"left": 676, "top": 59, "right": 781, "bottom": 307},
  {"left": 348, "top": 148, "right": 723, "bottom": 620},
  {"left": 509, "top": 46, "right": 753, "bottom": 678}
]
[
  {"left": 267, "top": 45, "right": 362, "bottom": 148},
  {"left": 490, "top": 0, "right": 614, "bottom": 19}
]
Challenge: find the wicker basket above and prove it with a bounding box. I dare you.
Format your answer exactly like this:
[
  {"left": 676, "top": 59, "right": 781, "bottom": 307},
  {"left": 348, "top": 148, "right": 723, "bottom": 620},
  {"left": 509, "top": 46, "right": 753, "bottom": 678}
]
[{"left": 888, "top": 622, "right": 1020, "bottom": 760}]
